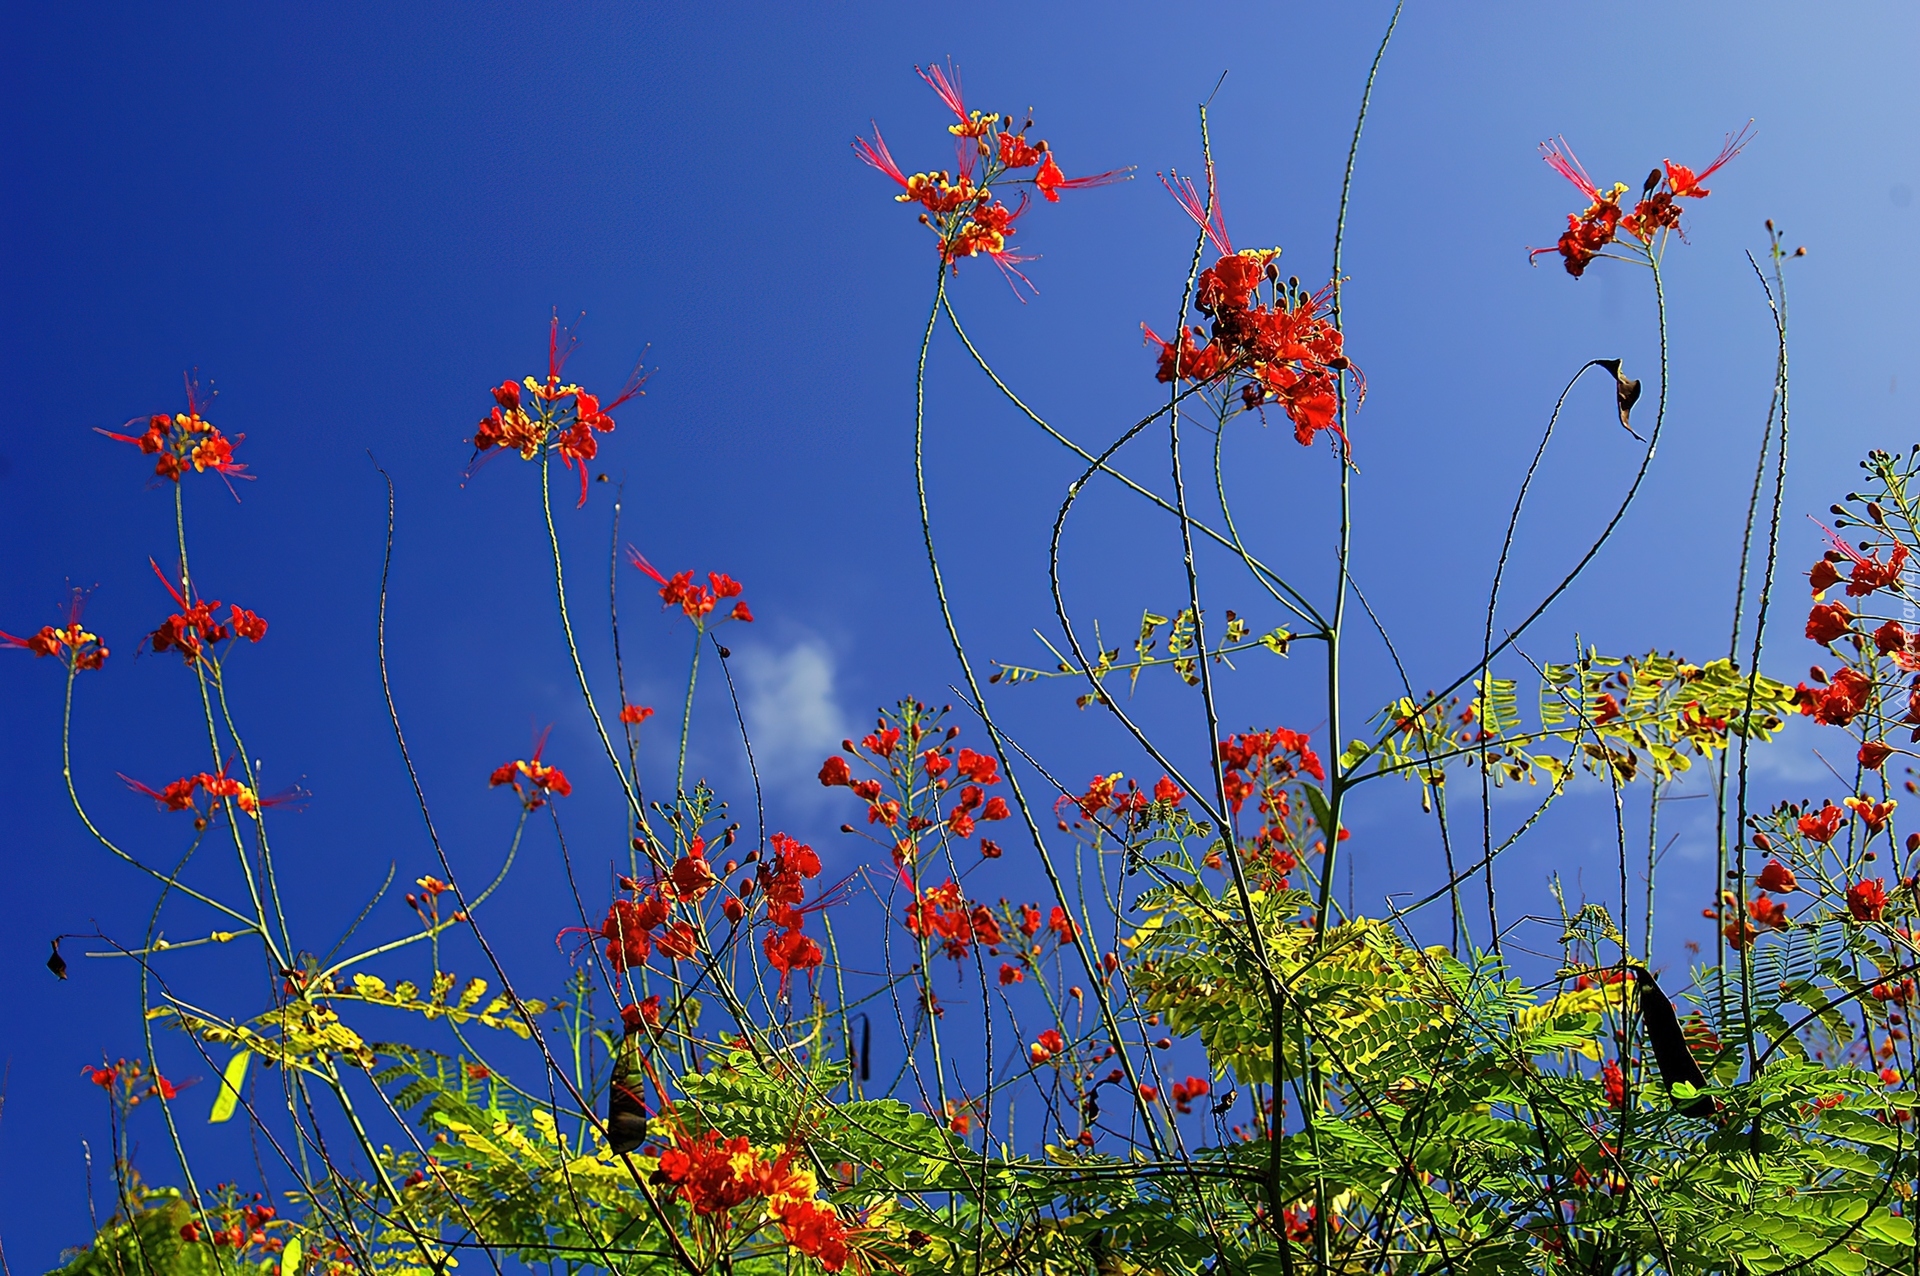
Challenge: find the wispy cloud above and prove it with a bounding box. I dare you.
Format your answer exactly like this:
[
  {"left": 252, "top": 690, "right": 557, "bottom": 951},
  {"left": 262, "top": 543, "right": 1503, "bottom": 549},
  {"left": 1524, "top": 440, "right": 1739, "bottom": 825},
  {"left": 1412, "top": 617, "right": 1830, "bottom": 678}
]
[{"left": 733, "top": 637, "right": 853, "bottom": 799}]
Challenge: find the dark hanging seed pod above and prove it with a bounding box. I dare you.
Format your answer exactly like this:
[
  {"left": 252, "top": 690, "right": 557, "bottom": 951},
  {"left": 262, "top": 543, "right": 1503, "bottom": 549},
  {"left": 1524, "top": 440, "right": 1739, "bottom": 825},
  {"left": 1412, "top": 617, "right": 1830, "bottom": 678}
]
[{"left": 1634, "top": 968, "right": 1715, "bottom": 1117}]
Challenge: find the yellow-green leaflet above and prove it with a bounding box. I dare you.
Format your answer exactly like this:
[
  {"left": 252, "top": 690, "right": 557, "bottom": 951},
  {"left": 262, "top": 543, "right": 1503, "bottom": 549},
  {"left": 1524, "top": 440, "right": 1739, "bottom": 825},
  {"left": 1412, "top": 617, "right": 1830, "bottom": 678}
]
[{"left": 209, "top": 1050, "right": 251, "bottom": 1124}]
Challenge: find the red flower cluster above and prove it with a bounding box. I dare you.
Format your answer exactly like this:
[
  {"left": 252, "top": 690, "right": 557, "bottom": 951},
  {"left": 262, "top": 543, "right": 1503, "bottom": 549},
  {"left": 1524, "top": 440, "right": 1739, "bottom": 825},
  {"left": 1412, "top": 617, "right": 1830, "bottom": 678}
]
[
  {"left": 1794, "top": 667, "right": 1873, "bottom": 727},
  {"left": 854, "top": 62, "right": 1125, "bottom": 294},
  {"left": 1812, "top": 529, "right": 1910, "bottom": 599},
  {"left": 591, "top": 890, "right": 683, "bottom": 970},
  {"left": 1214, "top": 727, "right": 1326, "bottom": 880},
  {"left": 469, "top": 317, "right": 647, "bottom": 506},
  {"left": 489, "top": 732, "right": 572, "bottom": 809},
  {"left": 1142, "top": 164, "right": 1359, "bottom": 448},
  {"left": 627, "top": 548, "right": 753, "bottom": 626},
  {"left": 1, "top": 594, "right": 108, "bottom": 672},
  {"left": 84, "top": 1058, "right": 192, "bottom": 1106},
  {"left": 146, "top": 562, "right": 268, "bottom": 665},
  {"left": 758, "top": 831, "right": 827, "bottom": 994},
  {"left": 1529, "top": 126, "right": 1751, "bottom": 277},
  {"left": 904, "top": 879, "right": 1003, "bottom": 961},
  {"left": 1055, "top": 771, "right": 1185, "bottom": 830},
  {"left": 821, "top": 706, "right": 1004, "bottom": 866},
  {"left": 97, "top": 380, "right": 250, "bottom": 487},
  {"left": 178, "top": 1200, "right": 278, "bottom": 1252},
  {"left": 1872, "top": 978, "right": 1917, "bottom": 1007},
  {"left": 122, "top": 764, "right": 275, "bottom": 820},
  {"left": 654, "top": 1130, "right": 850, "bottom": 1269}
]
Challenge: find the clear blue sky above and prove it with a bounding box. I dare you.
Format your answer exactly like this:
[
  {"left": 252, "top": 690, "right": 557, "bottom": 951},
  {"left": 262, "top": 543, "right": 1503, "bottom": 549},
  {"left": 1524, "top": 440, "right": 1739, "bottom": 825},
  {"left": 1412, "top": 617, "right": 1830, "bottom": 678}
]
[{"left": 2, "top": 2, "right": 1915, "bottom": 1265}]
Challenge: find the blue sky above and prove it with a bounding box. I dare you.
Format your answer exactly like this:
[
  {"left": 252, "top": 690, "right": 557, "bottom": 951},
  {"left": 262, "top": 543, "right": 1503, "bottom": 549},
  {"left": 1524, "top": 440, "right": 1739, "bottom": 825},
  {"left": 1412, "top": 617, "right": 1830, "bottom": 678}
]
[{"left": 2, "top": 1, "right": 1916, "bottom": 1265}]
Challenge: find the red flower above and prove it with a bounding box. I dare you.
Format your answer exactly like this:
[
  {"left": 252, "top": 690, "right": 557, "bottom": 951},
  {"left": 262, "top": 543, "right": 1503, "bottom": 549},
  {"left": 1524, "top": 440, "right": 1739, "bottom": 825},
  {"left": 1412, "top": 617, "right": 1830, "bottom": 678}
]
[
  {"left": 597, "top": 896, "right": 666, "bottom": 969},
  {"left": 980, "top": 796, "right": 1010, "bottom": 821},
  {"left": 1153, "top": 776, "right": 1185, "bottom": 805},
  {"left": 1820, "top": 526, "right": 1911, "bottom": 598},
  {"left": 980, "top": 838, "right": 1003, "bottom": 858},
  {"left": 1861, "top": 741, "right": 1895, "bottom": 770},
  {"left": 655, "top": 921, "right": 699, "bottom": 961},
  {"left": 489, "top": 730, "right": 572, "bottom": 808},
  {"left": 1170, "top": 1076, "right": 1211, "bottom": 1114},
  {"left": 763, "top": 926, "right": 823, "bottom": 987},
  {"left": 1749, "top": 894, "right": 1790, "bottom": 929},
  {"left": 1847, "top": 878, "right": 1890, "bottom": 923},
  {"left": 1755, "top": 860, "right": 1798, "bottom": 893},
  {"left": 1662, "top": 126, "right": 1755, "bottom": 199},
  {"left": 1797, "top": 668, "right": 1873, "bottom": 726},
  {"left": 619, "top": 703, "right": 654, "bottom": 724},
  {"left": 122, "top": 774, "right": 203, "bottom": 812},
  {"left": 1797, "top": 802, "right": 1847, "bottom": 844},
  {"left": 1809, "top": 558, "right": 1844, "bottom": 593},
  {"left": 1600, "top": 1059, "right": 1625, "bottom": 1109},
  {"left": 1137, "top": 1083, "right": 1160, "bottom": 1104},
  {"left": 621, "top": 995, "right": 662, "bottom": 1032},
  {"left": 670, "top": 853, "right": 717, "bottom": 902},
  {"left": 772, "top": 1196, "right": 851, "bottom": 1271},
  {"left": 862, "top": 727, "right": 902, "bottom": 757},
  {"left": 87, "top": 1065, "right": 118, "bottom": 1089},
  {"left": 947, "top": 807, "right": 976, "bottom": 839},
  {"left": 228, "top": 606, "right": 268, "bottom": 643},
  {"left": 1874, "top": 620, "right": 1911, "bottom": 656},
  {"left": 1845, "top": 795, "right": 1898, "bottom": 832},
  {"left": 1529, "top": 139, "right": 1624, "bottom": 277},
  {"left": 955, "top": 747, "right": 1001, "bottom": 785},
  {"left": 1018, "top": 904, "right": 1041, "bottom": 937},
  {"left": 1047, "top": 906, "right": 1078, "bottom": 944},
  {"left": 818, "top": 755, "right": 852, "bottom": 787},
  {"left": 1806, "top": 601, "right": 1854, "bottom": 647},
  {"left": 998, "top": 962, "right": 1024, "bottom": 985},
  {"left": 998, "top": 131, "right": 1043, "bottom": 168},
  {"left": 2, "top": 595, "right": 109, "bottom": 672},
  {"left": 1029, "top": 1029, "right": 1065, "bottom": 1064},
  {"left": 655, "top": 1131, "right": 769, "bottom": 1215},
  {"left": 1033, "top": 152, "right": 1127, "bottom": 203}
]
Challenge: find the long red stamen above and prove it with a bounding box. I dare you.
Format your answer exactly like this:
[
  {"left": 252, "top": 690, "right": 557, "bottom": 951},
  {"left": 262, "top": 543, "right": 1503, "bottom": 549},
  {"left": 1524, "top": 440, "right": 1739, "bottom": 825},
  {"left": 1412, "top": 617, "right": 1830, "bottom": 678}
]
[
  {"left": 626, "top": 545, "right": 669, "bottom": 585},
  {"left": 915, "top": 61, "right": 967, "bottom": 124},
  {"left": 852, "top": 125, "right": 908, "bottom": 187},
  {"left": 1540, "top": 137, "right": 1602, "bottom": 201},
  {"left": 604, "top": 346, "right": 652, "bottom": 413},
  {"left": 149, "top": 557, "right": 190, "bottom": 609},
  {"left": 1161, "top": 171, "right": 1231, "bottom": 256}
]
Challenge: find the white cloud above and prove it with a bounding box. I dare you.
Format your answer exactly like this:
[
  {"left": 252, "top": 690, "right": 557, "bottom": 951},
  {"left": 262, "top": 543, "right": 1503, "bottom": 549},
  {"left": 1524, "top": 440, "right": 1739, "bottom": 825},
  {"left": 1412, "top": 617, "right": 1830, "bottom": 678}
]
[{"left": 733, "top": 637, "right": 853, "bottom": 796}]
